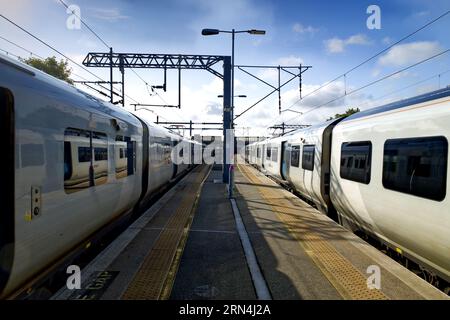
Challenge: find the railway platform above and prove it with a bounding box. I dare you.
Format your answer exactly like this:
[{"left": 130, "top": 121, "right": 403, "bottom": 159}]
[{"left": 52, "top": 164, "right": 448, "bottom": 300}]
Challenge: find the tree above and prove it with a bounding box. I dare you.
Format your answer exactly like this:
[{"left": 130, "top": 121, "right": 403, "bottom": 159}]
[
  {"left": 326, "top": 107, "right": 360, "bottom": 121},
  {"left": 21, "top": 56, "right": 74, "bottom": 84}
]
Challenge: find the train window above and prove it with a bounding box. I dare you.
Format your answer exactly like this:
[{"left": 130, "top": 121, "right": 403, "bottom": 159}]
[
  {"left": 272, "top": 147, "right": 278, "bottom": 162},
  {"left": 78, "top": 147, "right": 91, "bottom": 162},
  {"left": 340, "top": 141, "right": 371, "bottom": 184},
  {"left": 165, "top": 142, "right": 173, "bottom": 163},
  {"left": 291, "top": 145, "right": 300, "bottom": 168},
  {"left": 115, "top": 135, "right": 135, "bottom": 179},
  {"left": 383, "top": 136, "right": 447, "bottom": 201},
  {"left": 64, "top": 141, "right": 72, "bottom": 181},
  {"left": 302, "top": 145, "right": 315, "bottom": 171},
  {"left": 257, "top": 147, "right": 260, "bottom": 159},
  {"left": 92, "top": 132, "right": 108, "bottom": 186},
  {"left": 64, "top": 128, "right": 93, "bottom": 193},
  {"left": 266, "top": 147, "right": 271, "bottom": 160}
]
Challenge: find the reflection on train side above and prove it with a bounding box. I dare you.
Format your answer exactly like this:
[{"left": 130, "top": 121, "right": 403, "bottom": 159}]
[
  {"left": 64, "top": 128, "right": 108, "bottom": 193},
  {"left": 115, "top": 135, "right": 136, "bottom": 179}
]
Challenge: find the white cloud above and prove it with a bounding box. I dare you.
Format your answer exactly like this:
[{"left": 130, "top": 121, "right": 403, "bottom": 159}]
[
  {"left": 187, "top": 0, "right": 274, "bottom": 39},
  {"left": 276, "top": 55, "right": 303, "bottom": 66},
  {"left": 325, "top": 38, "right": 345, "bottom": 53},
  {"left": 91, "top": 8, "right": 129, "bottom": 21},
  {"left": 346, "top": 34, "right": 369, "bottom": 45},
  {"left": 413, "top": 10, "right": 430, "bottom": 17},
  {"left": 205, "top": 102, "right": 222, "bottom": 116},
  {"left": 76, "top": 35, "right": 101, "bottom": 50},
  {"left": 382, "top": 37, "right": 392, "bottom": 45},
  {"left": 257, "top": 69, "right": 278, "bottom": 82},
  {"left": 371, "top": 69, "right": 381, "bottom": 77},
  {"left": 389, "top": 71, "right": 416, "bottom": 80},
  {"left": 378, "top": 41, "right": 442, "bottom": 67},
  {"left": 325, "top": 34, "right": 371, "bottom": 53},
  {"left": 255, "top": 55, "right": 304, "bottom": 82},
  {"left": 292, "top": 23, "right": 318, "bottom": 35}
]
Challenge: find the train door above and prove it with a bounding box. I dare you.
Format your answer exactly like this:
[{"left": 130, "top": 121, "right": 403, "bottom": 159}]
[
  {"left": 171, "top": 139, "right": 178, "bottom": 179},
  {"left": 261, "top": 144, "right": 266, "bottom": 169},
  {"left": 0, "top": 87, "right": 14, "bottom": 293},
  {"left": 280, "top": 141, "right": 289, "bottom": 180}
]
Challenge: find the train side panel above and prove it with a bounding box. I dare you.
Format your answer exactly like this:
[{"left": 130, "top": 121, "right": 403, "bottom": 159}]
[
  {"left": 284, "top": 125, "right": 326, "bottom": 211},
  {"left": 145, "top": 123, "right": 174, "bottom": 195},
  {"left": 330, "top": 96, "right": 450, "bottom": 281},
  {"left": 0, "top": 56, "right": 143, "bottom": 297},
  {"left": 263, "top": 138, "right": 284, "bottom": 179}
]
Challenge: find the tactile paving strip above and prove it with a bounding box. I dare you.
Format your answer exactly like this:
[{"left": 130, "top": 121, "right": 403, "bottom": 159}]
[
  {"left": 238, "top": 164, "right": 388, "bottom": 300},
  {"left": 121, "top": 165, "right": 210, "bottom": 300}
]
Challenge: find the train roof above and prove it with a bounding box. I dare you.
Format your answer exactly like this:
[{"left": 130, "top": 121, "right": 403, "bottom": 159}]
[
  {"left": 0, "top": 53, "right": 142, "bottom": 127},
  {"left": 343, "top": 87, "right": 450, "bottom": 122}
]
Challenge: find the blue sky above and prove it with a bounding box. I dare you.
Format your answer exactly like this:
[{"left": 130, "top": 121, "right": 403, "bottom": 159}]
[{"left": 1, "top": 0, "right": 449, "bottom": 136}]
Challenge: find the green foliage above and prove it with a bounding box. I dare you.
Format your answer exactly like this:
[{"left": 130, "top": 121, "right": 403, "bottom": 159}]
[
  {"left": 21, "top": 56, "right": 73, "bottom": 84},
  {"left": 326, "top": 107, "right": 360, "bottom": 121}
]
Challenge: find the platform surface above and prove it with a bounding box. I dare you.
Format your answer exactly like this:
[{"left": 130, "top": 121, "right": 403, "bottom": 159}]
[{"left": 52, "top": 163, "right": 449, "bottom": 300}]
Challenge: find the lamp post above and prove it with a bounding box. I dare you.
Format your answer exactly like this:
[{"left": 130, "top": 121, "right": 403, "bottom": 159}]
[
  {"left": 202, "top": 28, "right": 265, "bottom": 190},
  {"left": 202, "top": 28, "right": 265, "bottom": 126}
]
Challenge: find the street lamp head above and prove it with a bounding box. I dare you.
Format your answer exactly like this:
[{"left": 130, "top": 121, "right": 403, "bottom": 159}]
[
  {"left": 248, "top": 29, "right": 266, "bottom": 35},
  {"left": 202, "top": 28, "right": 220, "bottom": 36}
]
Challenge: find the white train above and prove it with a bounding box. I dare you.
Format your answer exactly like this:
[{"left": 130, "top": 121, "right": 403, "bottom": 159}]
[
  {"left": 247, "top": 88, "right": 450, "bottom": 290},
  {"left": 0, "top": 53, "right": 201, "bottom": 298}
]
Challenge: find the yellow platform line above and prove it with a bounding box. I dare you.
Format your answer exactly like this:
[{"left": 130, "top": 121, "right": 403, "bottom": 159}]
[
  {"left": 121, "top": 165, "right": 210, "bottom": 300},
  {"left": 238, "top": 164, "right": 388, "bottom": 300}
]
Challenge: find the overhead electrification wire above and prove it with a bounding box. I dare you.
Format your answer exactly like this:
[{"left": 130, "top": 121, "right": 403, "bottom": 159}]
[
  {"left": 0, "top": 47, "right": 20, "bottom": 58},
  {"left": 0, "top": 35, "right": 45, "bottom": 59},
  {"left": 357, "top": 68, "right": 450, "bottom": 110},
  {"left": 56, "top": 3, "right": 174, "bottom": 120},
  {"left": 57, "top": 0, "right": 142, "bottom": 103},
  {"left": 57, "top": 0, "right": 195, "bottom": 128},
  {"left": 0, "top": 35, "right": 95, "bottom": 83},
  {"left": 0, "top": 13, "right": 107, "bottom": 82},
  {"left": 283, "top": 10, "right": 450, "bottom": 114},
  {"left": 283, "top": 49, "right": 450, "bottom": 125},
  {"left": 0, "top": 13, "right": 145, "bottom": 106},
  {"left": 58, "top": 0, "right": 110, "bottom": 49}
]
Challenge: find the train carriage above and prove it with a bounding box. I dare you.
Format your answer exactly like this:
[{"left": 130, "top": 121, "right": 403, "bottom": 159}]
[
  {"left": 0, "top": 53, "right": 197, "bottom": 298},
  {"left": 330, "top": 88, "right": 450, "bottom": 282},
  {"left": 248, "top": 87, "right": 450, "bottom": 286}
]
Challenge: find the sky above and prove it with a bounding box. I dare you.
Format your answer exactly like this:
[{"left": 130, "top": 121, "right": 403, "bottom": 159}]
[{"left": 1, "top": 0, "right": 449, "bottom": 137}]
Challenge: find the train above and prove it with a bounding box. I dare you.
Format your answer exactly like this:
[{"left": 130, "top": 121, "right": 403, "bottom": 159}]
[
  {"left": 0, "top": 53, "right": 202, "bottom": 298},
  {"left": 246, "top": 87, "right": 450, "bottom": 290}
]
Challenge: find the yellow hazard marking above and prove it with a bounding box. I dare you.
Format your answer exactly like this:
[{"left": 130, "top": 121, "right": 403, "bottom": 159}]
[
  {"left": 25, "top": 210, "right": 32, "bottom": 222},
  {"left": 238, "top": 164, "right": 389, "bottom": 300},
  {"left": 121, "top": 165, "right": 210, "bottom": 300}
]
